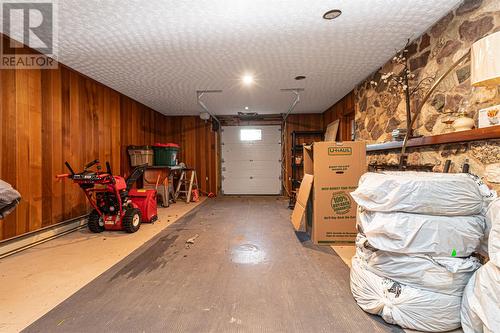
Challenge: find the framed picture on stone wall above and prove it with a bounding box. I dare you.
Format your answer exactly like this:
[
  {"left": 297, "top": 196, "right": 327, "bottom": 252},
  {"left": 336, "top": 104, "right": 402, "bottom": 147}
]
[{"left": 478, "top": 105, "right": 500, "bottom": 128}]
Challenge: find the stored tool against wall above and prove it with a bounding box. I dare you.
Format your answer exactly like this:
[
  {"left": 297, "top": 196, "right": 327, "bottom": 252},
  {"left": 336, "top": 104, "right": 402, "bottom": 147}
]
[{"left": 56, "top": 160, "right": 158, "bottom": 233}]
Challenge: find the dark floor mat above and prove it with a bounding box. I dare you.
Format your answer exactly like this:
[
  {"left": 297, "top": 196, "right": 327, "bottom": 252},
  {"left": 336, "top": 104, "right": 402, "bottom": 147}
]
[{"left": 24, "top": 196, "right": 402, "bottom": 333}]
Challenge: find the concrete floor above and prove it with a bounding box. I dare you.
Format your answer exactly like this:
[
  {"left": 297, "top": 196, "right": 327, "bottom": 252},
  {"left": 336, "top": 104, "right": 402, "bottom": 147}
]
[
  {"left": 331, "top": 245, "right": 356, "bottom": 268},
  {"left": 0, "top": 198, "right": 206, "bottom": 332},
  {"left": 23, "top": 196, "right": 400, "bottom": 333}
]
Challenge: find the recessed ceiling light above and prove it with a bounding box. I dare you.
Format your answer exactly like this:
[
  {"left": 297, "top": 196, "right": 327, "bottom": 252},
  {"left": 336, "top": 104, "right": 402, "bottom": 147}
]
[
  {"left": 295, "top": 75, "right": 306, "bottom": 80},
  {"left": 242, "top": 74, "right": 254, "bottom": 86},
  {"left": 323, "top": 9, "right": 342, "bottom": 20},
  {"left": 245, "top": 106, "right": 249, "bottom": 110}
]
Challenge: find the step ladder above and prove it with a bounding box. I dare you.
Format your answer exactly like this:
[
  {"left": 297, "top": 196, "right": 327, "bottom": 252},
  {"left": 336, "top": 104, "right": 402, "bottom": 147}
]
[{"left": 174, "top": 169, "right": 198, "bottom": 203}]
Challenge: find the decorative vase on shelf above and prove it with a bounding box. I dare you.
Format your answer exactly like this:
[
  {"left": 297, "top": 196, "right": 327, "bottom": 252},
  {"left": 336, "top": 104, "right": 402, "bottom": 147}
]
[
  {"left": 453, "top": 112, "right": 475, "bottom": 132},
  {"left": 441, "top": 111, "right": 456, "bottom": 134}
]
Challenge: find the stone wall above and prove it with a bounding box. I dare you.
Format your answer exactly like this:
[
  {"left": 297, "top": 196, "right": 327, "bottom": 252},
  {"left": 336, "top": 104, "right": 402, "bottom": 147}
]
[{"left": 354, "top": 0, "right": 500, "bottom": 191}]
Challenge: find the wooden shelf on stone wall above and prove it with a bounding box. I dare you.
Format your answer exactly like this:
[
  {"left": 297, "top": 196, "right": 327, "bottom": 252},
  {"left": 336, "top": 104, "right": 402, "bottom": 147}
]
[{"left": 366, "top": 126, "right": 500, "bottom": 152}]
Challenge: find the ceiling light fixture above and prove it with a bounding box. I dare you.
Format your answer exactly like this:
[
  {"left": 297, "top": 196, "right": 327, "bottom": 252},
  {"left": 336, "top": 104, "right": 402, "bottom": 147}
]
[
  {"left": 245, "top": 106, "right": 249, "bottom": 110},
  {"left": 323, "top": 9, "right": 342, "bottom": 20},
  {"left": 294, "top": 75, "right": 306, "bottom": 80},
  {"left": 242, "top": 74, "right": 254, "bottom": 86}
]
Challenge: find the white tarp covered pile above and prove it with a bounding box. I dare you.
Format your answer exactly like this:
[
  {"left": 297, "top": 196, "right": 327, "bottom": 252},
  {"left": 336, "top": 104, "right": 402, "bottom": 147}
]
[
  {"left": 349, "top": 172, "right": 495, "bottom": 332},
  {"left": 461, "top": 198, "right": 500, "bottom": 333},
  {"left": 351, "top": 172, "right": 493, "bottom": 215},
  {"left": 355, "top": 234, "right": 481, "bottom": 297},
  {"left": 350, "top": 256, "right": 464, "bottom": 332},
  {"left": 0, "top": 179, "right": 21, "bottom": 219}
]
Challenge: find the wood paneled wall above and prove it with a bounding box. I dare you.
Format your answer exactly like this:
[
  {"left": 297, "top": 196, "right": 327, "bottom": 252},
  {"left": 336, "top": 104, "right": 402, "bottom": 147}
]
[
  {"left": 119, "top": 106, "right": 219, "bottom": 193},
  {"left": 0, "top": 34, "right": 217, "bottom": 241},
  {"left": 322, "top": 91, "right": 355, "bottom": 141},
  {"left": 163, "top": 116, "right": 219, "bottom": 195},
  {"left": 119, "top": 97, "right": 169, "bottom": 177},
  {"left": 283, "top": 114, "right": 324, "bottom": 194},
  {"left": 0, "top": 64, "right": 122, "bottom": 240}
]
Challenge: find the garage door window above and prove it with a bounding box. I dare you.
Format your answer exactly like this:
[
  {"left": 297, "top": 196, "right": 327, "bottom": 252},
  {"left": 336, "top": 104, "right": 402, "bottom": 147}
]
[{"left": 240, "top": 129, "right": 262, "bottom": 141}]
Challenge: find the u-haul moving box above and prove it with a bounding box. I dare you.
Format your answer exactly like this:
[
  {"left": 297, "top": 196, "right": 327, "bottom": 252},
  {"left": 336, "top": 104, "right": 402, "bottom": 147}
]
[{"left": 301, "top": 141, "right": 366, "bottom": 245}]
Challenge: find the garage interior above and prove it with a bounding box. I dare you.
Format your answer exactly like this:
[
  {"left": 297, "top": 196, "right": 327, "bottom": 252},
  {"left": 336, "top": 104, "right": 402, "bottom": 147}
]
[{"left": 0, "top": 0, "right": 499, "bottom": 332}]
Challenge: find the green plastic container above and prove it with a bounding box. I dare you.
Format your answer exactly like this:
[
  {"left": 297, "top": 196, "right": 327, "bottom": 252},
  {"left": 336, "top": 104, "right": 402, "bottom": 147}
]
[{"left": 152, "top": 143, "right": 180, "bottom": 166}]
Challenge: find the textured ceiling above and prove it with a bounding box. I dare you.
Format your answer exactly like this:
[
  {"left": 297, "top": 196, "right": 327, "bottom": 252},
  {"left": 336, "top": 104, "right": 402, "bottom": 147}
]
[{"left": 5, "top": 0, "right": 462, "bottom": 115}]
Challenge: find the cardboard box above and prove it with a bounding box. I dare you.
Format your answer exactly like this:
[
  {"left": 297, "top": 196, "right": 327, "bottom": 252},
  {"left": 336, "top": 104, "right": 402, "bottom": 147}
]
[
  {"left": 299, "top": 141, "right": 366, "bottom": 245},
  {"left": 291, "top": 174, "right": 313, "bottom": 232}
]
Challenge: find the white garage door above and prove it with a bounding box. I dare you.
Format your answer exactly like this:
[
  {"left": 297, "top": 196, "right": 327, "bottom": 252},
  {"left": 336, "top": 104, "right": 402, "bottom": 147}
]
[{"left": 221, "top": 126, "right": 282, "bottom": 195}]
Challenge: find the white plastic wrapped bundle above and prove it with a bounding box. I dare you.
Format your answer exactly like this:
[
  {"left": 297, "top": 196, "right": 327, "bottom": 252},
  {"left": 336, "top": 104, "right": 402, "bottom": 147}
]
[
  {"left": 356, "top": 235, "right": 481, "bottom": 296},
  {"left": 486, "top": 199, "right": 500, "bottom": 266},
  {"left": 358, "top": 210, "right": 485, "bottom": 257},
  {"left": 351, "top": 172, "right": 489, "bottom": 215},
  {"left": 350, "top": 256, "right": 462, "bottom": 332},
  {"left": 461, "top": 262, "right": 500, "bottom": 333},
  {"left": 0, "top": 179, "right": 21, "bottom": 219}
]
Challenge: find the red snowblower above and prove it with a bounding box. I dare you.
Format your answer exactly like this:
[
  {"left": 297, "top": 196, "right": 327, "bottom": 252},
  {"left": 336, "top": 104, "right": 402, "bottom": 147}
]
[{"left": 56, "top": 160, "right": 158, "bottom": 233}]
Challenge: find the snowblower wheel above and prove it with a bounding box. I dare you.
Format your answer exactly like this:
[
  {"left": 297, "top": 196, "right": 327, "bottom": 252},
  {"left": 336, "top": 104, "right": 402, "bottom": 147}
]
[
  {"left": 123, "top": 208, "right": 142, "bottom": 233},
  {"left": 88, "top": 209, "right": 105, "bottom": 233}
]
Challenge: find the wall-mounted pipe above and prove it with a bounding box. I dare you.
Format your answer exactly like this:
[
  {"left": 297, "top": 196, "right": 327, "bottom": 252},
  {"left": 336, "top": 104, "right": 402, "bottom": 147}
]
[
  {"left": 281, "top": 88, "right": 304, "bottom": 122},
  {"left": 280, "top": 88, "right": 304, "bottom": 197},
  {"left": 196, "top": 90, "right": 222, "bottom": 129}
]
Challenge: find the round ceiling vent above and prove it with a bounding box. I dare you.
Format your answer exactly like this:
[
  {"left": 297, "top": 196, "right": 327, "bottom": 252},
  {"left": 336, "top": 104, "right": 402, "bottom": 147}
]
[{"left": 323, "top": 9, "right": 342, "bottom": 20}]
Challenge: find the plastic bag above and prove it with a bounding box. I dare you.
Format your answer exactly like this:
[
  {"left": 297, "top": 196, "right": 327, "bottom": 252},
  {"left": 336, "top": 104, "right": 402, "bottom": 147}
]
[
  {"left": 0, "top": 179, "right": 21, "bottom": 219},
  {"left": 350, "top": 256, "right": 462, "bottom": 332},
  {"left": 351, "top": 172, "right": 488, "bottom": 215},
  {"left": 486, "top": 199, "right": 500, "bottom": 267},
  {"left": 461, "top": 262, "right": 500, "bottom": 333},
  {"left": 358, "top": 210, "right": 485, "bottom": 257},
  {"left": 356, "top": 234, "right": 481, "bottom": 296}
]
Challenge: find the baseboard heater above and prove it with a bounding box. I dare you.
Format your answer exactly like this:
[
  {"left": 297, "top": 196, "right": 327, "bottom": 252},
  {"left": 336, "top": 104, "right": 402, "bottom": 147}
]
[{"left": 0, "top": 215, "right": 88, "bottom": 259}]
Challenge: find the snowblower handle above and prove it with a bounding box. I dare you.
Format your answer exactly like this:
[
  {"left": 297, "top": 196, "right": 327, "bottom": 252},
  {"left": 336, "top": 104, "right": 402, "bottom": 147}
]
[
  {"left": 106, "top": 161, "right": 112, "bottom": 175},
  {"left": 85, "top": 159, "right": 99, "bottom": 170},
  {"left": 65, "top": 161, "right": 75, "bottom": 176},
  {"left": 106, "top": 162, "right": 116, "bottom": 184}
]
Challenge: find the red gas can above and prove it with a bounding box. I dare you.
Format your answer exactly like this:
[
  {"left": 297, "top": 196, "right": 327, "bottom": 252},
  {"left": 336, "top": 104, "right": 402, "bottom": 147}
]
[{"left": 128, "top": 189, "right": 158, "bottom": 223}]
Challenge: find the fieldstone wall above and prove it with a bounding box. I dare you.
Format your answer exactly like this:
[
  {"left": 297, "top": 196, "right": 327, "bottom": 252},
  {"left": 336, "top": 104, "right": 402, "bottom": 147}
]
[
  {"left": 355, "top": 0, "right": 500, "bottom": 190},
  {"left": 367, "top": 140, "right": 500, "bottom": 190}
]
